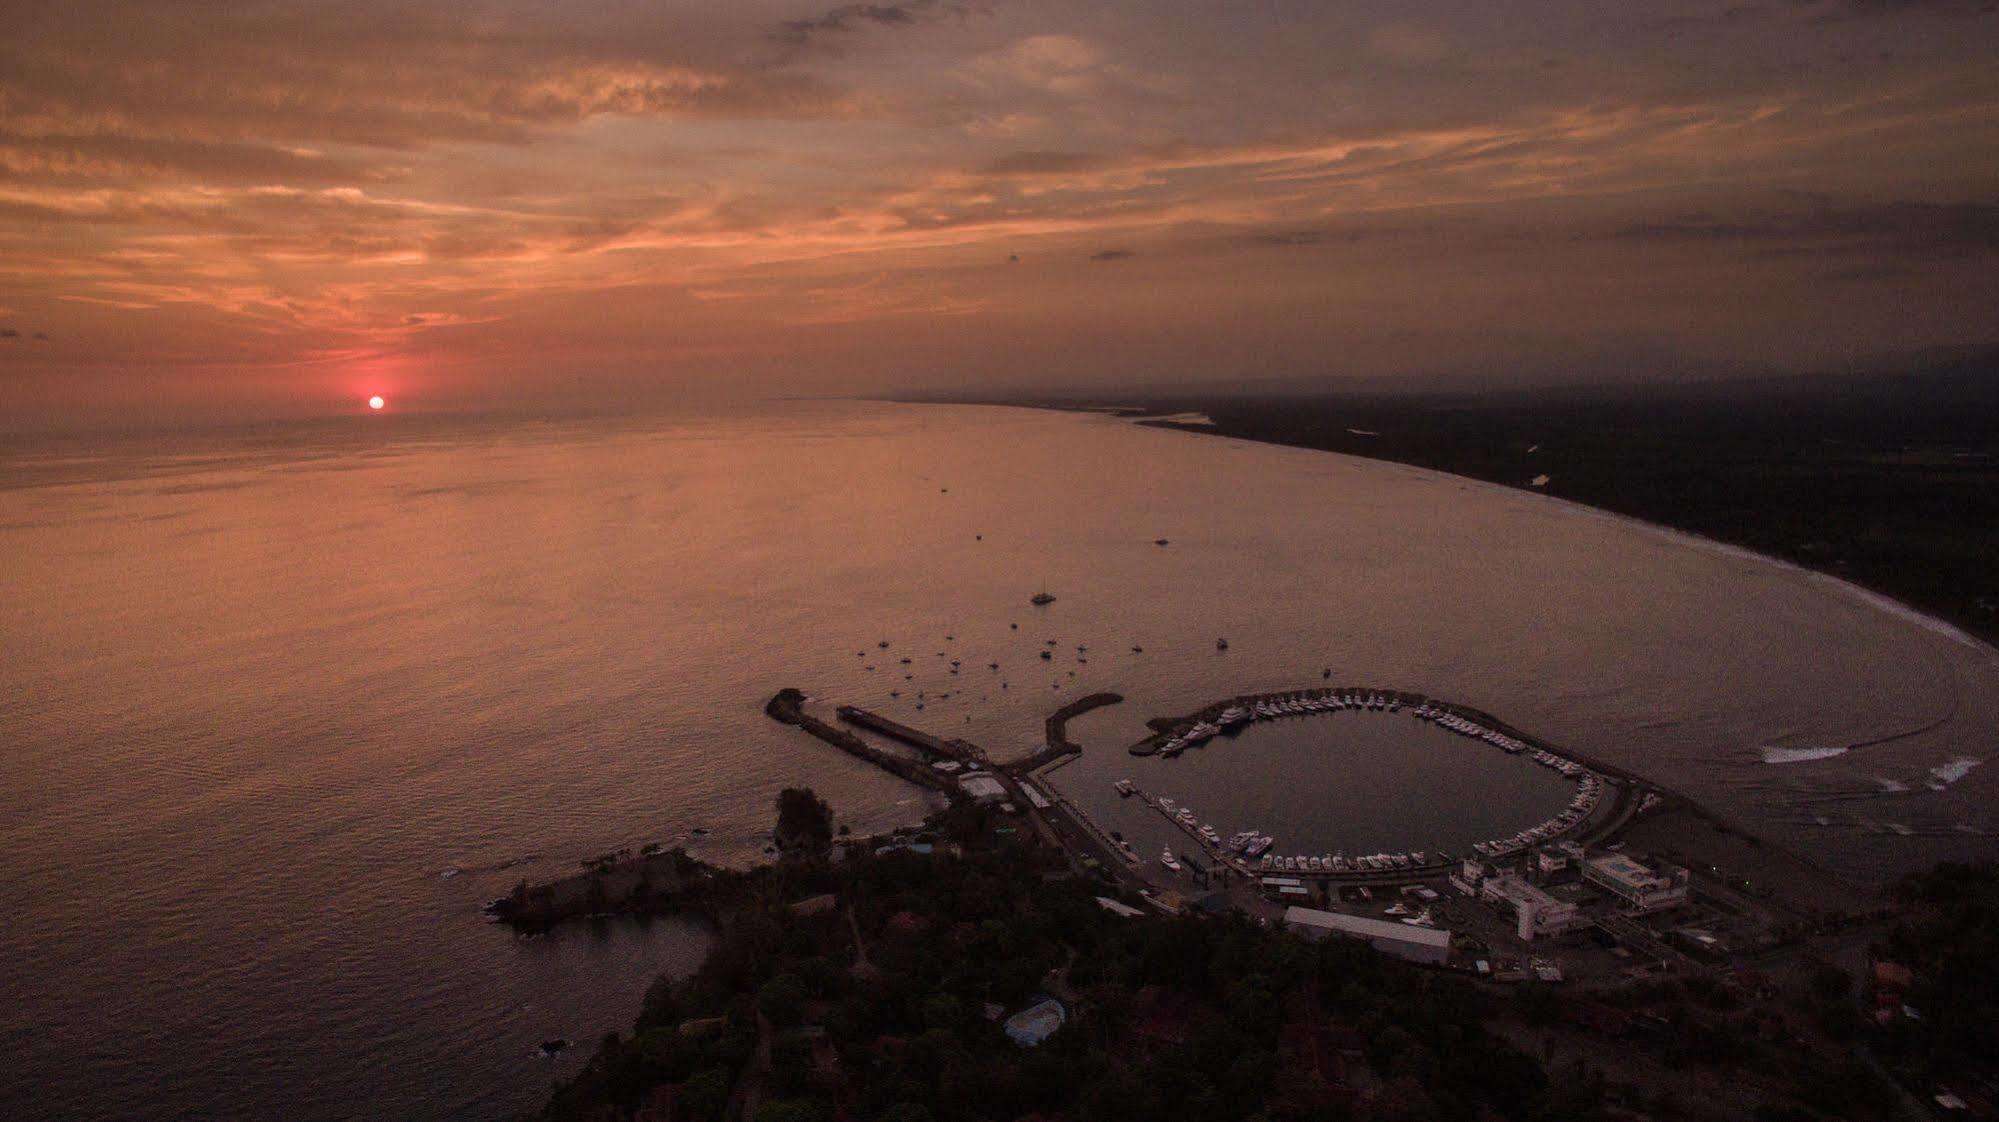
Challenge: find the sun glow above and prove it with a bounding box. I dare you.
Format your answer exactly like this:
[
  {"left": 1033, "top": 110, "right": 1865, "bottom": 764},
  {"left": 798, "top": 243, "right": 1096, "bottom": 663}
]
[{"left": 368, "top": 395, "right": 385, "bottom": 410}]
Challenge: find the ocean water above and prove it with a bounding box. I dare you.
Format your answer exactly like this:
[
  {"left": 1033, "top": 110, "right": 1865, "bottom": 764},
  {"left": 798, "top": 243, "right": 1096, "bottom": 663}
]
[{"left": 3, "top": 401, "right": 1996, "bottom": 1120}]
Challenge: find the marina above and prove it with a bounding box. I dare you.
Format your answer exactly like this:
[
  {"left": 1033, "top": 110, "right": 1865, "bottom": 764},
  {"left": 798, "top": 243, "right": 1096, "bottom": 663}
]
[
  {"left": 777, "top": 677, "right": 1627, "bottom": 896},
  {"left": 1120, "top": 780, "right": 1457, "bottom": 883},
  {"left": 1094, "top": 686, "right": 1629, "bottom": 880}
]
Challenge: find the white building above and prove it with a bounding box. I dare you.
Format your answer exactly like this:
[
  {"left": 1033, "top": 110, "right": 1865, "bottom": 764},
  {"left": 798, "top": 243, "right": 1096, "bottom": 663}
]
[
  {"left": 1282, "top": 906, "right": 1452, "bottom": 965},
  {"left": 958, "top": 773, "right": 1008, "bottom": 803},
  {"left": 1583, "top": 854, "right": 1689, "bottom": 912},
  {"left": 1449, "top": 857, "right": 1490, "bottom": 897},
  {"left": 1479, "top": 874, "right": 1584, "bottom": 941}
]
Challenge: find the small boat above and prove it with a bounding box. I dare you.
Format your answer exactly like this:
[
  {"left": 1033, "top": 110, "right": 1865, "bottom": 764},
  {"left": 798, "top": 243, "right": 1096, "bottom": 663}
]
[
  {"left": 1155, "top": 538, "right": 1170, "bottom": 546},
  {"left": 1215, "top": 638, "right": 1229, "bottom": 650},
  {"left": 1114, "top": 779, "right": 1135, "bottom": 797},
  {"left": 1031, "top": 587, "right": 1056, "bottom": 605},
  {"left": 1160, "top": 849, "right": 1182, "bottom": 872}
]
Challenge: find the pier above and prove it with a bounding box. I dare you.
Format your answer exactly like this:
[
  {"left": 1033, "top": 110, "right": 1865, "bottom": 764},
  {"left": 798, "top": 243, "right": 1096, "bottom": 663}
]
[
  {"left": 1125, "top": 782, "right": 1457, "bottom": 885},
  {"left": 765, "top": 690, "right": 960, "bottom": 796},
  {"left": 836, "top": 706, "right": 988, "bottom": 766},
  {"left": 768, "top": 689, "right": 1151, "bottom": 893}
]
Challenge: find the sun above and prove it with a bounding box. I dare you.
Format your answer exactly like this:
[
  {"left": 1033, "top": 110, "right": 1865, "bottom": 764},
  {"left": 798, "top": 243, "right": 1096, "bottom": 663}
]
[{"left": 368, "top": 395, "right": 385, "bottom": 411}]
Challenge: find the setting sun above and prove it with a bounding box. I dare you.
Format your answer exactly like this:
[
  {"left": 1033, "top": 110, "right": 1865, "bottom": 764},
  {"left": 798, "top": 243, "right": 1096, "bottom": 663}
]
[{"left": 368, "top": 396, "right": 385, "bottom": 411}]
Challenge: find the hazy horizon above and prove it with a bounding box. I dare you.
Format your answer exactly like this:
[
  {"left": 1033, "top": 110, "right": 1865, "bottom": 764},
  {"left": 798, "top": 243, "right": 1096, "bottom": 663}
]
[{"left": 5, "top": 1, "right": 1998, "bottom": 422}]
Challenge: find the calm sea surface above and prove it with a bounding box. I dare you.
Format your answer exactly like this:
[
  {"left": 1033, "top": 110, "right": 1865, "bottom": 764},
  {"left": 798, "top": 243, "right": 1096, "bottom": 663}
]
[{"left": 3, "top": 401, "right": 1995, "bottom": 1120}]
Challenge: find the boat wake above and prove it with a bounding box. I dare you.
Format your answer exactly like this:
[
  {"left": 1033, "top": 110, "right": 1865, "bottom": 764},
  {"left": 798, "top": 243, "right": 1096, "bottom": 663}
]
[
  {"left": 1759, "top": 745, "right": 1850, "bottom": 764},
  {"left": 1930, "top": 756, "right": 1983, "bottom": 786}
]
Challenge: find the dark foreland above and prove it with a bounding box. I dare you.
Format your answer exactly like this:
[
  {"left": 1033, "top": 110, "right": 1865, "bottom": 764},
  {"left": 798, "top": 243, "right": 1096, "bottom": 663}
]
[
  {"left": 524, "top": 782, "right": 1999, "bottom": 1122},
  {"left": 914, "top": 347, "right": 1999, "bottom": 645}
]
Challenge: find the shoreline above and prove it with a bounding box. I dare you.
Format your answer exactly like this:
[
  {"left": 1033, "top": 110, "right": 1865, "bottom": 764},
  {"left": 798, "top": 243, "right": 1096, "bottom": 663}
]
[
  {"left": 888, "top": 395, "right": 1998, "bottom": 656},
  {"left": 515, "top": 676, "right": 1889, "bottom": 955},
  {"left": 1143, "top": 410, "right": 1999, "bottom": 660}
]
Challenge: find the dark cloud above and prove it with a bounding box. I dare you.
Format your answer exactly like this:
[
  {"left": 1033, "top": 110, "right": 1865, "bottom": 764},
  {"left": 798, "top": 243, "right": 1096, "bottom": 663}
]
[
  {"left": 1243, "top": 229, "right": 1332, "bottom": 248},
  {"left": 978, "top": 150, "right": 1115, "bottom": 177},
  {"left": 771, "top": 0, "right": 971, "bottom": 52},
  {"left": 1795, "top": 0, "right": 1998, "bottom": 21},
  {"left": 0, "top": 131, "right": 377, "bottom": 187},
  {"left": 1089, "top": 248, "right": 1135, "bottom": 261},
  {"left": 1644, "top": 6, "right": 1772, "bottom": 36},
  {"left": 1614, "top": 199, "right": 1999, "bottom": 258},
  {"left": 0, "top": 5, "right": 856, "bottom": 158}
]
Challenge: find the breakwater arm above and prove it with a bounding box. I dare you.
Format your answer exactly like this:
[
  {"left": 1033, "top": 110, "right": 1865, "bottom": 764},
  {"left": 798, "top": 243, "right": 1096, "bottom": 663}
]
[
  {"left": 1009, "top": 692, "right": 1123, "bottom": 775},
  {"left": 766, "top": 689, "right": 959, "bottom": 796}
]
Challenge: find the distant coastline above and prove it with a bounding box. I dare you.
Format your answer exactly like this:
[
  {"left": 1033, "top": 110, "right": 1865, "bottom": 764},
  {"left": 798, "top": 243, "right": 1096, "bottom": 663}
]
[
  {"left": 1139, "top": 408, "right": 1999, "bottom": 659},
  {"left": 886, "top": 384, "right": 1999, "bottom": 652}
]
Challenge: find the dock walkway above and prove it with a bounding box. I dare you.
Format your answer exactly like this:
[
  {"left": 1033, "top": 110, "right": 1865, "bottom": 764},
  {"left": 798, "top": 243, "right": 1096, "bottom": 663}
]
[
  {"left": 765, "top": 691, "right": 959, "bottom": 796},
  {"left": 836, "top": 706, "right": 987, "bottom": 766}
]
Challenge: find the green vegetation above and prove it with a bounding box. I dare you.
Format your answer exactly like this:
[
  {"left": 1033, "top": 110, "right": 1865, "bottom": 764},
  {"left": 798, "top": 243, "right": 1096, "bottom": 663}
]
[
  {"left": 534, "top": 793, "right": 1567, "bottom": 1122},
  {"left": 774, "top": 788, "right": 834, "bottom": 858},
  {"left": 524, "top": 791, "right": 1990, "bottom": 1122},
  {"left": 1876, "top": 861, "right": 1999, "bottom": 1092}
]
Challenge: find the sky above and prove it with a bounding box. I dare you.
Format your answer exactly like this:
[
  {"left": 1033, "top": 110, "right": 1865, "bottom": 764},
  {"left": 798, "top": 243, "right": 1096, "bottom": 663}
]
[{"left": 3, "top": 0, "right": 1997, "bottom": 419}]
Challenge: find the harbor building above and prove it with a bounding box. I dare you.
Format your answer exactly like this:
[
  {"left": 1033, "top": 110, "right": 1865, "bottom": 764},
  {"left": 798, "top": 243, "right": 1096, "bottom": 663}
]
[
  {"left": 1583, "top": 854, "right": 1690, "bottom": 912},
  {"left": 1449, "top": 857, "right": 1491, "bottom": 897},
  {"left": 957, "top": 773, "right": 1008, "bottom": 803},
  {"left": 1282, "top": 907, "right": 1452, "bottom": 965},
  {"left": 1479, "top": 874, "right": 1585, "bottom": 941}
]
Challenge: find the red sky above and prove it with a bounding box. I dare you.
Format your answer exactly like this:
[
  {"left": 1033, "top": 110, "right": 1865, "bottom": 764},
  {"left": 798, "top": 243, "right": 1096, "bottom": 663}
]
[{"left": 4, "top": 0, "right": 1997, "bottom": 419}]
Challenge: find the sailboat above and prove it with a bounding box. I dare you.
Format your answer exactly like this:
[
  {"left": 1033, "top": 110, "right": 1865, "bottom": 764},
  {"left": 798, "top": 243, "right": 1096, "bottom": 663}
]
[{"left": 1030, "top": 583, "right": 1056, "bottom": 605}]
